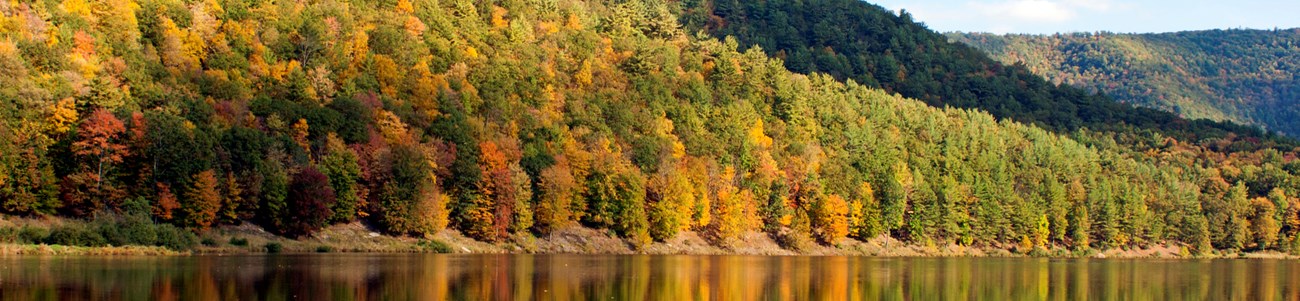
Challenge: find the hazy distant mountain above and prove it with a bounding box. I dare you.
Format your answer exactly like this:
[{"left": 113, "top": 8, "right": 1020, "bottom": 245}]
[{"left": 949, "top": 29, "right": 1300, "bottom": 136}]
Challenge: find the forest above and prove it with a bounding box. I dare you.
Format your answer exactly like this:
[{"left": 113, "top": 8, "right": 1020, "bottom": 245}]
[
  {"left": 2, "top": 0, "right": 1300, "bottom": 255},
  {"left": 949, "top": 29, "right": 1300, "bottom": 136}
]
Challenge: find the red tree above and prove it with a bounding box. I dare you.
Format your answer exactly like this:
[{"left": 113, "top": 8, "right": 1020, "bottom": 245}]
[
  {"left": 282, "top": 166, "right": 335, "bottom": 237},
  {"left": 72, "top": 108, "right": 127, "bottom": 190}
]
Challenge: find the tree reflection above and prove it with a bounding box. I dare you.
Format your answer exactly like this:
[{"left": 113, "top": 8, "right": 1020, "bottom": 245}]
[{"left": 2, "top": 255, "right": 1299, "bottom": 300}]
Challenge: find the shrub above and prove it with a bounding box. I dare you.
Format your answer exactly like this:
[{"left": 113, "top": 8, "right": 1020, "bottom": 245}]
[
  {"left": 154, "top": 225, "right": 199, "bottom": 250},
  {"left": 315, "top": 245, "right": 334, "bottom": 253},
  {"left": 229, "top": 237, "right": 249, "bottom": 246},
  {"left": 201, "top": 237, "right": 219, "bottom": 246},
  {"left": 44, "top": 226, "right": 108, "bottom": 247},
  {"left": 18, "top": 227, "right": 50, "bottom": 243},
  {"left": 265, "top": 242, "right": 283, "bottom": 253},
  {"left": 418, "top": 239, "right": 453, "bottom": 253}
]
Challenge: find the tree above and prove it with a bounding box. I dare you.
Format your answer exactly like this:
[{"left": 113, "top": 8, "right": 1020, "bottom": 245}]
[
  {"left": 649, "top": 164, "right": 698, "bottom": 241},
  {"left": 320, "top": 134, "right": 362, "bottom": 223},
  {"left": 534, "top": 161, "right": 578, "bottom": 234},
  {"left": 153, "top": 183, "right": 180, "bottom": 221},
  {"left": 281, "top": 166, "right": 336, "bottom": 237},
  {"left": 181, "top": 170, "right": 221, "bottom": 231},
  {"left": 813, "top": 194, "right": 850, "bottom": 245},
  {"left": 71, "top": 108, "right": 128, "bottom": 205},
  {"left": 1251, "top": 197, "right": 1280, "bottom": 250},
  {"left": 853, "top": 182, "right": 884, "bottom": 239}
]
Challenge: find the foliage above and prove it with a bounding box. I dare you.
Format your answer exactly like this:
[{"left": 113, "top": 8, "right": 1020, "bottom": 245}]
[
  {"left": 279, "top": 166, "right": 336, "bottom": 238},
  {"left": 0, "top": 0, "right": 1298, "bottom": 254},
  {"left": 950, "top": 30, "right": 1300, "bottom": 136}
]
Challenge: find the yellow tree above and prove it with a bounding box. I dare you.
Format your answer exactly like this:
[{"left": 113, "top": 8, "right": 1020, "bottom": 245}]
[
  {"left": 813, "top": 194, "right": 850, "bottom": 245},
  {"left": 182, "top": 170, "right": 222, "bottom": 231}
]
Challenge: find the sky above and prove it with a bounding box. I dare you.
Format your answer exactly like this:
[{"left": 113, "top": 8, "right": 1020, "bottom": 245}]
[{"left": 869, "top": 0, "right": 1300, "bottom": 34}]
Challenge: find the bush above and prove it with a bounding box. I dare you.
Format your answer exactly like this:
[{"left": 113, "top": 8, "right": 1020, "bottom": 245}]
[
  {"left": 155, "top": 225, "right": 199, "bottom": 250},
  {"left": 18, "top": 227, "right": 50, "bottom": 243},
  {"left": 315, "top": 245, "right": 334, "bottom": 253},
  {"left": 229, "top": 237, "right": 249, "bottom": 246},
  {"left": 265, "top": 242, "right": 283, "bottom": 253},
  {"left": 201, "top": 237, "right": 219, "bottom": 246},
  {"left": 418, "top": 239, "right": 453, "bottom": 253},
  {"left": 44, "top": 226, "right": 108, "bottom": 247},
  {"left": 0, "top": 227, "right": 13, "bottom": 243}
]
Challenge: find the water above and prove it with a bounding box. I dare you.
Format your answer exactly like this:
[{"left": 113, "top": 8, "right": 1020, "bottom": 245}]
[{"left": 1, "top": 254, "right": 1298, "bottom": 300}]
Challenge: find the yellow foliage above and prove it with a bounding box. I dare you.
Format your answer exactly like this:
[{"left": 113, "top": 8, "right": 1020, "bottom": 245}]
[
  {"left": 747, "top": 119, "right": 774, "bottom": 149},
  {"left": 47, "top": 98, "right": 79, "bottom": 135},
  {"left": 490, "top": 6, "right": 509, "bottom": 29},
  {"left": 465, "top": 46, "right": 479, "bottom": 60},
  {"left": 565, "top": 13, "right": 583, "bottom": 30},
  {"left": 60, "top": 0, "right": 93, "bottom": 21},
  {"left": 574, "top": 59, "right": 593, "bottom": 87},
  {"left": 395, "top": 0, "right": 414, "bottom": 14},
  {"left": 374, "top": 109, "right": 409, "bottom": 143},
  {"left": 814, "top": 194, "right": 850, "bottom": 244},
  {"left": 373, "top": 55, "right": 400, "bottom": 97},
  {"left": 291, "top": 118, "right": 310, "bottom": 155},
  {"left": 536, "top": 21, "right": 559, "bottom": 36}
]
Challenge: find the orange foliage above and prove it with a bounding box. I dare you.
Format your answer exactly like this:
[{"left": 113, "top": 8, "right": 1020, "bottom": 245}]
[
  {"left": 182, "top": 170, "right": 222, "bottom": 231},
  {"left": 814, "top": 194, "right": 850, "bottom": 244},
  {"left": 154, "top": 183, "right": 180, "bottom": 221}
]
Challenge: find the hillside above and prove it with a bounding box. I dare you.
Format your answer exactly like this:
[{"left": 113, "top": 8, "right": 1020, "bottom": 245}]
[
  {"left": 1, "top": 0, "right": 1299, "bottom": 255},
  {"left": 948, "top": 29, "right": 1300, "bottom": 136},
  {"left": 679, "top": 0, "right": 1293, "bottom": 148}
]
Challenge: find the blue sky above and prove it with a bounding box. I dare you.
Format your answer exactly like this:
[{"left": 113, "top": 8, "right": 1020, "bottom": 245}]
[{"left": 869, "top": 0, "right": 1300, "bottom": 34}]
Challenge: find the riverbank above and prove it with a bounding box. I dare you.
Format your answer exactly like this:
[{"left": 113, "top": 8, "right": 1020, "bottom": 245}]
[{"left": 2, "top": 215, "right": 1293, "bottom": 258}]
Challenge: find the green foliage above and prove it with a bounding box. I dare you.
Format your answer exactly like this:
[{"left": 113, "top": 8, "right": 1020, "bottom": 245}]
[
  {"left": 264, "top": 242, "right": 283, "bottom": 253},
  {"left": 951, "top": 30, "right": 1300, "bottom": 136},
  {"left": 1, "top": 0, "right": 1298, "bottom": 254},
  {"left": 19, "top": 214, "right": 198, "bottom": 250},
  {"left": 418, "top": 239, "right": 454, "bottom": 253}
]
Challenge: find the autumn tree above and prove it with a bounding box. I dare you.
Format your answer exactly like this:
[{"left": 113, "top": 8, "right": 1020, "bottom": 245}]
[
  {"left": 153, "top": 183, "right": 180, "bottom": 221},
  {"left": 1251, "top": 197, "right": 1280, "bottom": 250},
  {"left": 534, "top": 160, "right": 579, "bottom": 235},
  {"left": 66, "top": 108, "right": 128, "bottom": 213},
  {"left": 583, "top": 140, "right": 650, "bottom": 247},
  {"left": 181, "top": 170, "right": 221, "bottom": 231},
  {"left": 280, "top": 166, "right": 336, "bottom": 237},
  {"left": 812, "top": 194, "right": 850, "bottom": 245},
  {"left": 473, "top": 139, "right": 533, "bottom": 241}
]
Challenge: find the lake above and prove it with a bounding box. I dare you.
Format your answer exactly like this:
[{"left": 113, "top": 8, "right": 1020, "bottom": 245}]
[{"left": 1, "top": 254, "right": 1298, "bottom": 300}]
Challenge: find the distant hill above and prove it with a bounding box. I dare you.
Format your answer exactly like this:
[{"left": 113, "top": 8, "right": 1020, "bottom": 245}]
[
  {"left": 948, "top": 29, "right": 1300, "bottom": 136},
  {"left": 678, "top": 0, "right": 1291, "bottom": 147}
]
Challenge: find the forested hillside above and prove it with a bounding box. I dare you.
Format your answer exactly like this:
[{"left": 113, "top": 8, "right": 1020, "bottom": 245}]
[
  {"left": 679, "top": 0, "right": 1294, "bottom": 149},
  {"left": 948, "top": 29, "right": 1300, "bottom": 136},
  {"left": 3, "top": 0, "right": 1300, "bottom": 254}
]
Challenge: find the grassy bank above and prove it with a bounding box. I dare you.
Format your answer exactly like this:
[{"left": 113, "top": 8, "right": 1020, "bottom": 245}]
[{"left": 3, "top": 215, "right": 1292, "bottom": 259}]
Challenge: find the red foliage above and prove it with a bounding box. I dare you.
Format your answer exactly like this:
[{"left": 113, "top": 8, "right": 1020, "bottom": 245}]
[
  {"left": 154, "top": 182, "right": 180, "bottom": 221},
  {"left": 282, "top": 166, "right": 336, "bottom": 237}
]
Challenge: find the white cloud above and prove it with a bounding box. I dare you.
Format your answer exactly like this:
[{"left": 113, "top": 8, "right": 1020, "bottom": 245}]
[{"left": 977, "top": 0, "right": 1076, "bottom": 23}]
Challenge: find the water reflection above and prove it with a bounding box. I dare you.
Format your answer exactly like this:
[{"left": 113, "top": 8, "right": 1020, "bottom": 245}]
[{"left": 2, "top": 254, "right": 1299, "bottom": 300}]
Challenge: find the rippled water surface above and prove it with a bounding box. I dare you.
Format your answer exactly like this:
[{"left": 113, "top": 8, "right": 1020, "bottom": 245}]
[{"left": 3, "top": 254, "right": 1300, "bottom": 300}]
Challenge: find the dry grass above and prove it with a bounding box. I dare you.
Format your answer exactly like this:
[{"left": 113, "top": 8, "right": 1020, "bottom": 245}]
[{"left": 0, "top": 243, "right": 184, "bottom": 256}]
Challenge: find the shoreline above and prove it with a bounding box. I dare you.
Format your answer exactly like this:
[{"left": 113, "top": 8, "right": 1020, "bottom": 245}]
[{"left": 4, "top": 222, "right": 1294, "bottom": 259}]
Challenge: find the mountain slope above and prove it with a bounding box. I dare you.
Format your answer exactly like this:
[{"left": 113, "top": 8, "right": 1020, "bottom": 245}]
[
  {"left": 948, "top": 29, "right": 1300, "bottom": 136},
  {"left": 0, "top": 0, "right": 1298, "bottom": 254},
  {"left": 679, "top": 0, "right": 1293, "bottom": 148}
]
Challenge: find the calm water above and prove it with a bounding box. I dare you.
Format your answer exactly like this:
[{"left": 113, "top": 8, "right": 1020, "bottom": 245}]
[{"left": 1, "top": 254, "right": 1299, "bottom": 300}]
